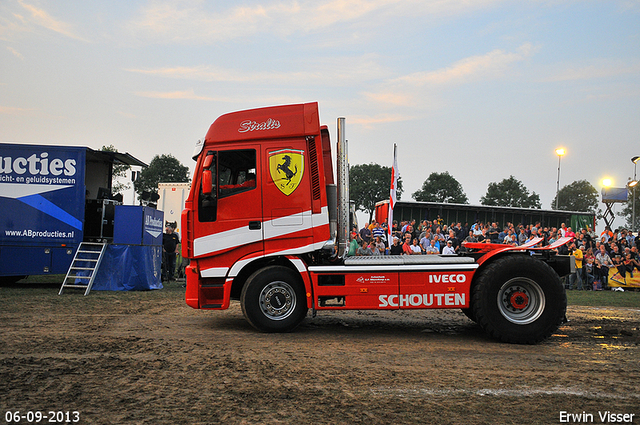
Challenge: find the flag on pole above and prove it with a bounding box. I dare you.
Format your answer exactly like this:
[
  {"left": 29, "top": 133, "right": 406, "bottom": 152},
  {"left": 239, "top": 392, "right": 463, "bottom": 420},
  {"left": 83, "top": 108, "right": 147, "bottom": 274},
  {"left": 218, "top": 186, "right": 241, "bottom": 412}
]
[{"left": 388, "top": 144, "right": 398, "bottom": 245}]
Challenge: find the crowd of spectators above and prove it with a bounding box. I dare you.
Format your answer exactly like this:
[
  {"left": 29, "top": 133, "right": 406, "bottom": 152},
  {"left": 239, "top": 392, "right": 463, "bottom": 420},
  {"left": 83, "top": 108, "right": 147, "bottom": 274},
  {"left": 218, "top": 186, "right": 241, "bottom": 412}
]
[{"left": 348, "top": 218, "right": 640, "bottom": 291}]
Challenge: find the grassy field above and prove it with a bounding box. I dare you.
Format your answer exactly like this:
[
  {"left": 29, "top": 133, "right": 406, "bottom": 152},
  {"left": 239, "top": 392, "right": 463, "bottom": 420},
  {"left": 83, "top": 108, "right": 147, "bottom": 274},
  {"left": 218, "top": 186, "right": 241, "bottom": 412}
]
[
  {"left": 5, "top": 274, "right": 640, "bottom": 309},
  {"left": 565, "top": 288, "right": 640, "bottom": 308}
]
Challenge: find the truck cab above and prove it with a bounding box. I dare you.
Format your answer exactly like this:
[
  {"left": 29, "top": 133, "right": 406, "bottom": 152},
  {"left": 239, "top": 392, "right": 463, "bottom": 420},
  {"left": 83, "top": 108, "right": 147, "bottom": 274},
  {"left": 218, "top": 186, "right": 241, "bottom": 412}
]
[{"left": 182, "top": 103, "right": 335, "bottom": 309}]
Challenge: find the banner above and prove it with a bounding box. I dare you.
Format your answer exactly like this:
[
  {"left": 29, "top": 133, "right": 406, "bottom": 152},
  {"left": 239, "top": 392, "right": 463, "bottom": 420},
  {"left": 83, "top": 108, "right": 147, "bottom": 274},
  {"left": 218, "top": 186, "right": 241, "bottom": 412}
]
[{"left": 0, "top": 144, "right": 85, "bottom": 245}]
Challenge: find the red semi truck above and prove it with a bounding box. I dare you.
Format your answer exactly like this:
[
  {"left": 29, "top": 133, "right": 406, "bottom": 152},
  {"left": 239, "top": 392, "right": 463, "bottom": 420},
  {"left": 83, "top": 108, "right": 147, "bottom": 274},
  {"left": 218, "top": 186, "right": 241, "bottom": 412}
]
[{"left": 181, "top": 102, "right": 572, "bottom": 344}]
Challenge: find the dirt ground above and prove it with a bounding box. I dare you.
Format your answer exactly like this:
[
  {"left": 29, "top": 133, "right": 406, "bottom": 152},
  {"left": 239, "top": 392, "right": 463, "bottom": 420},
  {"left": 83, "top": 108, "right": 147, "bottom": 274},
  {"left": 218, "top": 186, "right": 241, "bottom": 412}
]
[{"left": 1, "top": 281, "right": 639, "bottom": 425}]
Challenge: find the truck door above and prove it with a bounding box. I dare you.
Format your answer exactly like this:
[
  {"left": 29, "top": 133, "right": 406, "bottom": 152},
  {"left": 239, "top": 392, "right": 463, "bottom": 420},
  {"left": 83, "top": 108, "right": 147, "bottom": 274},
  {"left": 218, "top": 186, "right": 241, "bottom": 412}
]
[
  {"left": 193, "top": 147, "right": 262, "bottom": 264},
  {"left": 262, "top": 143, "right": 314, "bottom": 255}
]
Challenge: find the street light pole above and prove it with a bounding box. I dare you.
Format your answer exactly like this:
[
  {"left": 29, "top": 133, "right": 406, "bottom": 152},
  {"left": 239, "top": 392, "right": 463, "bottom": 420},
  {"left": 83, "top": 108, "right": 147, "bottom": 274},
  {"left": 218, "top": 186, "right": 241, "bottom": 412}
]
[
  {"left": 555, "top": 148, "right": 566, "bottom": 210},
  {"left": 631, "top": 156, "right": 640, "bottom": 233}
]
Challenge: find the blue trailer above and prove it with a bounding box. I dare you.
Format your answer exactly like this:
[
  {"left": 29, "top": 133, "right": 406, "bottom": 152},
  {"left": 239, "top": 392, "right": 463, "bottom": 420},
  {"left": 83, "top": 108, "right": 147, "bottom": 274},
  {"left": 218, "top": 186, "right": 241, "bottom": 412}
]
[{"left": 0, "top": 143, "right": 147, "bottom": 283}]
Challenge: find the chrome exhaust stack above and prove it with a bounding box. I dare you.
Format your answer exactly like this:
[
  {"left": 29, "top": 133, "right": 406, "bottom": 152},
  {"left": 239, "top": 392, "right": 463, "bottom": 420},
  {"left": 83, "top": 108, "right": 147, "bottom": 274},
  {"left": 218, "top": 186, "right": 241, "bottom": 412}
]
[{"left": 336, "top": 117, "right": 349, "bottom": 258}]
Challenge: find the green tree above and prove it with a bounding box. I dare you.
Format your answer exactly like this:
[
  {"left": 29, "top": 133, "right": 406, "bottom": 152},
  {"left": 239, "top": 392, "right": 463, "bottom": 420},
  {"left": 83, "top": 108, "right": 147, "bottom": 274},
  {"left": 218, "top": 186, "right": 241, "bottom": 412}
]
[
  {"left": 412, "top": 171, "right": 468, "bottom": 204},
  {"left": 134, "top": 154, "right": 190, "bottom": 197},
  {"left": 480, "top": 176, "right": 541, "bottom": 208},
  {"left": 551, "top": 180, "right": 599, "bottom": 213},
  {"left": 350, "top": 163, "right": 403, "bottom": 223},
  {"left": 101, "top": 145, "right": 131, "bottom": 194}
]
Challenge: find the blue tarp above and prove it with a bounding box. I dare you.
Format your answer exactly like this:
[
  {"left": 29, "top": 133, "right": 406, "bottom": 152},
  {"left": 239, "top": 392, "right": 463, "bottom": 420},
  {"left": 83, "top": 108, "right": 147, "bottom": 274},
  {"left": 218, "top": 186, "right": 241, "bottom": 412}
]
[{"left": 91, "top": 244, "right": 163, "bottom": 291}]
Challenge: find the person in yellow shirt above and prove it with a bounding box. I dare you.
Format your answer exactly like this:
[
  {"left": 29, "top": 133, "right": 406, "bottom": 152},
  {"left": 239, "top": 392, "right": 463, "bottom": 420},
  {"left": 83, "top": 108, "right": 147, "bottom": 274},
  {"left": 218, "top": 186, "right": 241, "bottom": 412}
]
[{"left": 569, "top": 243, "right": 584, "bottom": 290}]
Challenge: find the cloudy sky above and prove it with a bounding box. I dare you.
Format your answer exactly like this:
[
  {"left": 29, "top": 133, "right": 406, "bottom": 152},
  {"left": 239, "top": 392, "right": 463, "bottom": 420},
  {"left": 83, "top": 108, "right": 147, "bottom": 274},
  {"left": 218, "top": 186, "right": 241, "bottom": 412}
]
[{"left": 1, "top": 0, "right": 639, "bottom": 228}]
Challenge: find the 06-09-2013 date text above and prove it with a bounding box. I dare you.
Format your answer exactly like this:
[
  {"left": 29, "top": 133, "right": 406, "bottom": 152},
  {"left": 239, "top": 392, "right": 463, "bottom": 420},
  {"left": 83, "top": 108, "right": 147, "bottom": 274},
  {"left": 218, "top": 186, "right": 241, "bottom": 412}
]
[{"left": 5, "top": 411, "right": 80, "bottom": 424}]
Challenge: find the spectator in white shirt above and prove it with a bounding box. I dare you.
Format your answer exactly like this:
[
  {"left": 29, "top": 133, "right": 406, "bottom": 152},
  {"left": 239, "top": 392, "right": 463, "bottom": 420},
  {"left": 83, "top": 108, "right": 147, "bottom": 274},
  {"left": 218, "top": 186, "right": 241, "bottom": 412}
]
[{"left": 442, "top": 240, "right": 456, "bottom": 255}]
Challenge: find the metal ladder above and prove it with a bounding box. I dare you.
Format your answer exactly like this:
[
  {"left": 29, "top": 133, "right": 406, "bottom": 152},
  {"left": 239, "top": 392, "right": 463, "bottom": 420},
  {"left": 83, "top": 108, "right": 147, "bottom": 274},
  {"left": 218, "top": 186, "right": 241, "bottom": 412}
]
[{"left": 58, "top": 242, "right": 107, "bottom": 296}]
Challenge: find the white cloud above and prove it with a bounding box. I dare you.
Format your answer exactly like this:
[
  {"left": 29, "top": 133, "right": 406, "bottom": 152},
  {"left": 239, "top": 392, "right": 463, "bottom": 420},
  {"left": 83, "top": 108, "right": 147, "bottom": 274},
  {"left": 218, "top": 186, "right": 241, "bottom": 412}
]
[
  {"left": 117, "top": 111, "right": 139, "bottom": 119},
  {"left": 357, "top": 43, "right": 536, "bottom": 110},
  {"left": 0, "top": 105, "right": 33, "bottom": 114},
  {"left": 349, "top": 113, "right": 413, "bottom": 129},
  {"left": 125, "top": 0, "right": 389, "bottom": 42},
  {"left": 125, "top": 1, "right": 279, "bottom": 43},
  {"left": 133, "top": 89, "right": 217, "bottom": 100},
  {"left": 125, "top": 0, "right": 505, "bottom": 44},
  {"left": 6, "top": 46, "right": 23, "bottom": 59},
  {"left": 0, "top": 1, "right": 88, "bottom": 42},
  {"left": 17, "top": 0, "right": 89, "bottom": 42},
  {"left": 125, "top": 54, "right": 390, "bottom": 86},
  {"left": 0, "top": 12, "right": 29, "bottom": 41},
  {"left": 362, "top": 91, "right": 416, "bottom": 107},
  {"left": 125, "top": 66, "right": 254, "bottom": 83},
  {"left": 395, "top": 43, "right": 537, "bottom": 87}
]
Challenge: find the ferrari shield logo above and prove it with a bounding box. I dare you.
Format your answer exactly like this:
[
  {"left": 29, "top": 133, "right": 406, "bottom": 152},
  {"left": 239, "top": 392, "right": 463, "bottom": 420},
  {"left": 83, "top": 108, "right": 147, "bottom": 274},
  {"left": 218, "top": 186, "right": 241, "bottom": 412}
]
[{"left": 269, "top": 149, "right": 304, "bottom": 196}]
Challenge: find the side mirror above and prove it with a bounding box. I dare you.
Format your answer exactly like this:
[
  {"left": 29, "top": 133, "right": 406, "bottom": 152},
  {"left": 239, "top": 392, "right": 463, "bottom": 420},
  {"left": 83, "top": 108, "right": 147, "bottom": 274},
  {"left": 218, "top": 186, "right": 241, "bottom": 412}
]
[
  {"left": 202, "top": 170, "right": 213, "bottom": 196},
  {"left": 201, "top": 151, "right": 216, "bottom": 197},
  {"left": 203, "top": 151, "right": 214, "bottom": 169}
]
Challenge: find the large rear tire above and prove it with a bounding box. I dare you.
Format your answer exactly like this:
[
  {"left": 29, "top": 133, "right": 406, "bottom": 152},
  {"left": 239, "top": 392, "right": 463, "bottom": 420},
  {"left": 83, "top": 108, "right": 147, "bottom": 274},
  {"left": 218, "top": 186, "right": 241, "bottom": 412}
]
[
  {"left": 240, "top": 266, "right": 308, "bottom": 332},
  {"left": 472, "top": 254, "right": 566, "bottom": 344},
  {"left": 461, "top": 307, "right": 477, "bottom": 323}
]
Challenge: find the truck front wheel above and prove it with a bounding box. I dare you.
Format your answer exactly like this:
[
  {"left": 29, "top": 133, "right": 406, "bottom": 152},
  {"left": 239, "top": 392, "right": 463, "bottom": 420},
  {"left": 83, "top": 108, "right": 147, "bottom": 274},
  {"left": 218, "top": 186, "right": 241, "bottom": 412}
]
[
  {"left": 240, "top": 266, "right": 308, "bottom": 332},
  {"left": 472, "top": 254, "right": 566, "bottom": 344}
]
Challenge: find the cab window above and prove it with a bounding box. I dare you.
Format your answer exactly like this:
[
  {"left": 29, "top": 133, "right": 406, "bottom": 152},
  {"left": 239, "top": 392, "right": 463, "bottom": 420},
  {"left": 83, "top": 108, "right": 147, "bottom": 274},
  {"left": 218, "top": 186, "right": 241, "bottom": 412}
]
[
  {"left": 198, "top": 149, "right": 257, "bottom": 223},
  {"left": 218, "top": 150, "right": 256, "bottom": 198}
]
